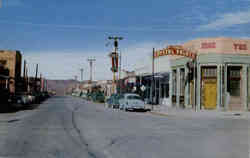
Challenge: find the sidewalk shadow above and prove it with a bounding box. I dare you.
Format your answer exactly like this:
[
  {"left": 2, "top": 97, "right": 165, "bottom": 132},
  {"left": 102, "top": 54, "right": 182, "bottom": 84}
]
[{"left": 0, "top": 103, "right": 40, "bottom": 113}]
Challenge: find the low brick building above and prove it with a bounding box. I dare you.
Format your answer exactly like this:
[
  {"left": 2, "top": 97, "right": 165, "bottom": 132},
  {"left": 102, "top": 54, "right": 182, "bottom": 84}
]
[{"left": 0, "top": 50, "right": 22, "bottom": 94}]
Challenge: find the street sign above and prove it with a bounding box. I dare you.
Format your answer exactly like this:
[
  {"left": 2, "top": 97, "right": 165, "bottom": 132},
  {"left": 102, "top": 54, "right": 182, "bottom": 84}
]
[
  {"left": 133, "top": 86, "right": 137, "bottom": 92},
  {"left": 140, "top": 85, "right": 146, "bottom": 91}
]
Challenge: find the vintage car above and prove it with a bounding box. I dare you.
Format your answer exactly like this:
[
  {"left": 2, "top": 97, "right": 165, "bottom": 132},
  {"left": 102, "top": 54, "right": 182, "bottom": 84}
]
[
  {"left": 119, "top": 93, "right": 146, "bottom": 111},
  {"left": 106, "top": 94, "right": 123, "bottom": 109}
]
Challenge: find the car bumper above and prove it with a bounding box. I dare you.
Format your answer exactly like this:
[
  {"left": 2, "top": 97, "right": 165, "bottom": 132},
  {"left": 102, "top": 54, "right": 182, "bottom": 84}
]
[{"left": 127, "top": 106, "right": 145, "bottom": 111}]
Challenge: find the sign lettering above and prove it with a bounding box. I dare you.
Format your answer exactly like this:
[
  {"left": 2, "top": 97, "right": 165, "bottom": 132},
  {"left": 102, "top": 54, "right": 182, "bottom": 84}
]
[
  {"left": 234, "top": 43, "right": 247, "bottom": 51},
  {"left": 201, "top": 42, "right": 216, "bottom": 49},
  {"left": 154, "top": 46, "right": 196, "bottom": 59}
]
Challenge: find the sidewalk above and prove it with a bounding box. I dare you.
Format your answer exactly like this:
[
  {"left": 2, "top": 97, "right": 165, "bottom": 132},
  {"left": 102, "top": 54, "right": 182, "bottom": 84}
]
[
  {"left": 146, "top": 104, "right": 250, "bottom": 119},
  {"left": 0, "top": 105, "right": 39, "bottom": 122}
]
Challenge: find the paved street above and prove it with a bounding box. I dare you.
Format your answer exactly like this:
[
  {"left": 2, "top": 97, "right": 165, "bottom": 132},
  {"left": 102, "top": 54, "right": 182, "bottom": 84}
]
[{"left": 0, "top": 96, "right": 248, "bottom": 158}]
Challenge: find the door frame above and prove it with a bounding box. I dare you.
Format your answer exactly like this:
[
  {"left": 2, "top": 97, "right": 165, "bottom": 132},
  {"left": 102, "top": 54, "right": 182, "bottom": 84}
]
[{"left": 224, "top": 63, "right": 245, "bottom": 111}]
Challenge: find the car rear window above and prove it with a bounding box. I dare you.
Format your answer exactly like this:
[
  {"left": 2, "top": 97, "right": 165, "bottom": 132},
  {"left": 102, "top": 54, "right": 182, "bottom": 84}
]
[{"left": 127, "top": 95, "right": 141, "bottom": 100}]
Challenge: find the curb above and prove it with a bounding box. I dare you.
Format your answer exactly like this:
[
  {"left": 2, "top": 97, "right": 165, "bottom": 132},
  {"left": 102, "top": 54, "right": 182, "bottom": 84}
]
[{"left": 149, "top": 111, "right": 173, "bottom": 117}]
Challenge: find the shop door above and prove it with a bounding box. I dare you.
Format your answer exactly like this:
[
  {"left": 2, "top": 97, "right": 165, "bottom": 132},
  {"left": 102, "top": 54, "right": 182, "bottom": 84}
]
[
  {"left": 227, "top": 66, "right": 243, "bottom": 111},
  {"left": 203, "top": 79, "right": 217, "bottom": 109},
  {"left": 202, "top": 67, "right": 217, "bottom": 110}
]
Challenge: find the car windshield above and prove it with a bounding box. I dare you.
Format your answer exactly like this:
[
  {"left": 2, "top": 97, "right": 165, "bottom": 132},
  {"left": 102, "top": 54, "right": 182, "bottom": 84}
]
[{"left": 127, "top": 95, "right": 141, "bottom": 100}]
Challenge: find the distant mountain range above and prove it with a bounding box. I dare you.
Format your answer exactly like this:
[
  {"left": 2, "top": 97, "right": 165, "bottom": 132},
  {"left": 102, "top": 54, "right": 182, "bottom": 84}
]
[{"left": 47, "top": 80, "right": 79, "bottom": 96}]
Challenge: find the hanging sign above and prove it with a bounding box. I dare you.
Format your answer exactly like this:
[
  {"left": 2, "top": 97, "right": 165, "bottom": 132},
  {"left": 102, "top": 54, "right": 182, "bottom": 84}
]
[{"left": 110, "top": 52, "right": 119, "bottom": 72}]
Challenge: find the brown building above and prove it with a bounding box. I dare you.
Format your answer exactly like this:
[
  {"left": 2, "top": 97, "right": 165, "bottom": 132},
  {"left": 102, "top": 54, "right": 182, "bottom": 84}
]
[{"left": 0, "top": 50, "right": 22, "bottom": 93}]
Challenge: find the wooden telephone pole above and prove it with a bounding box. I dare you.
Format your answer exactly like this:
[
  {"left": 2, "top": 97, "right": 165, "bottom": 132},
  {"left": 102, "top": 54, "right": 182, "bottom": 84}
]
[
  {"left": 108, "top": 36, "right": 123, "bottom": 94},
  {"left": 87, "top": 58, "right": 96, "bottom": 83}
]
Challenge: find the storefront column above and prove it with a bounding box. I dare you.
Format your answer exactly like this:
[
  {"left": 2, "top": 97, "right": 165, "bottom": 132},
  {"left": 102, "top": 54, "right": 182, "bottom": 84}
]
[
  {"left": 169, "top": 70, "right": 173, "bottom": 107},
  {"left": 159, "top": 78, "right": 161, "bottom": 104},
  {"left": 184, "top": 66, "right": 189, "bottom": 107},
  {"left": 224, "top": 65, "right": 228, "bottom": 111},
  {"left": 196, "top": 64, "right": 201, "bottom": 110},
  {"left": 217, "top": 64, "right": 221, "bottom": 110},
  {"left": 248, "top": 66, "right": 250, "bottom": 111},
  {"left": 243, "top": 65, "right": 248, "bottom": 111},
  {"left": 176, "top": 68, "right": 181, "bottom": 108}
]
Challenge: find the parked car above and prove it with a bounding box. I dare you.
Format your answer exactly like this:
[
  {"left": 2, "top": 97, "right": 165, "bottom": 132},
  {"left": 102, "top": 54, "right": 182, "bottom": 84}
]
[
  {"left": 92, "top": 92, "right": 105, "bottom": 103},
  {"left": 80, "top": 92, "right": 87, "bottom": 99},
  {"left": 106, "top": 94, "right": 123, "bottom": 109},
  {"left": 11, "top": 93, "right": 30, "bottom": 109},
  {"left": 105, "top": 97, "right": 112, "bottom": 108},
  {"left": 27, "top": 94, "right": 35, "bottom": 104},
  {"left": 119, "top": 93, "right": 146, "bottom": 111},
  {"left": 86, "top": 93, "right": 93, "bottom": 101}
]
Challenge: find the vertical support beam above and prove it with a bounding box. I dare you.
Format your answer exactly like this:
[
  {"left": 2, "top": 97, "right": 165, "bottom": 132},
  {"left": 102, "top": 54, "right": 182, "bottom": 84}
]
[
  {"left": 151, "top": 48, "right": 155, "bottom": 107},
  {"left": 196, "top": 64, "right": 201, "bottom": 110},
  {"left": 35, "top": 64, "right": 39, "bottom": 92},
  {"left": 163, "top": 81, "right": 165, "bottom": 98},
  {"left": 154, "top": 78, "right": 157, "bottom": 104},
  {"left": 224, "top": 65, "right": 228, "bottom": 111},
  {"left": 247, "top": 66, "right": 249, "bottom": 110},
  {"left": 243, "top": 65, "right": 248, "bottom": 111},
  {"left": 119, "top": 52, "right": 122, "bottom": 94},
  {"left": 150, "top": 77, "right": 153, "bottom": 105},
  {"left": 159, "top": 77, "right": 161, "bottom": 104},
  {"left": 184, "top": 65, "right": 189, "bottom": 107},
  {"left": 80, "top": 68, "right": 84, "bottom": 82},
  {"left": 176, "top": 68, "right": 180, "bottom": 108},
  {"left": 217, "top": 64, "right": 221, "bottom": 110},
  {"left": 169, "top": 69, "right": 173, "bottom": 107}
]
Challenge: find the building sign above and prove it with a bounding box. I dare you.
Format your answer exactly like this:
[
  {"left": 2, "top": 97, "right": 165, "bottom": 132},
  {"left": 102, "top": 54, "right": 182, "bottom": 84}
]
[
  {"left": 234, "top": 43, "right": 247, "bottom": 51},
  {"left": 201, "top": 42, "right": 216, "bottom": 49},
  {"left": 154, "top": 45, "right": 197, "bottom": 59}
]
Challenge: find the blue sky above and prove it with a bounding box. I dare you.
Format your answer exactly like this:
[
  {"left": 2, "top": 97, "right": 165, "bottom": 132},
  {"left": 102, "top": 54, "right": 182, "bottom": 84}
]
[{"left": 0, "top": 0, "right": 250, "bottom": 80}]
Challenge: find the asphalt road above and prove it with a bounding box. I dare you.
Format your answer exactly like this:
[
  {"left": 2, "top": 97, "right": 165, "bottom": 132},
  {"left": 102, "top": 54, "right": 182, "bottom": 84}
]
[{"left": 0, "top": 96, "right": 248, "bottom": 158}]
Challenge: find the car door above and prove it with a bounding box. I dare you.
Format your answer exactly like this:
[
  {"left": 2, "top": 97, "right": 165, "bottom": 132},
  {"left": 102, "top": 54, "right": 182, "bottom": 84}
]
[{"left": 119, "top": 95, "right": 126, "bottom": 109}]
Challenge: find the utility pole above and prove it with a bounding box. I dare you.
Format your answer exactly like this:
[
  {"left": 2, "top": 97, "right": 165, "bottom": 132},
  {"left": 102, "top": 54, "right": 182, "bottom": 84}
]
[
  {"left": 87, "top": 58, "right": 96, "bottom": 83},
  {"left": 108, "top": 36, "right": 123, "bottom": 94},
  {"left": 40, "top": 73, "right": 42, "bottom": 92},
  {"left": 35, "top": 64, "right": 39, "bottom": 92},
  {"left": 80, "top": 68, "right": 84, "bottom": 82},
  {"left": 74, "top": 75, "right": 78, "bottom": 90},
  {"left": 23, "top": 60, "right": 26, "bottom": 78},
  {"left": 23, "top": 60, "right": 27, "bottom": 91},
  {"left": 26, "top": 66, "right": 30, "bottom": 93},
  {"left": 119, "top": 51, "right": 122, "bottom": 94}
]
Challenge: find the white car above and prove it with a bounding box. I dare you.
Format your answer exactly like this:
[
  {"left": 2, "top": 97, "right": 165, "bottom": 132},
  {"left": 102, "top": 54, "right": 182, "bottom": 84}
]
[{"left": 119, "top": 93, "right": 146, "bottom": 111}]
